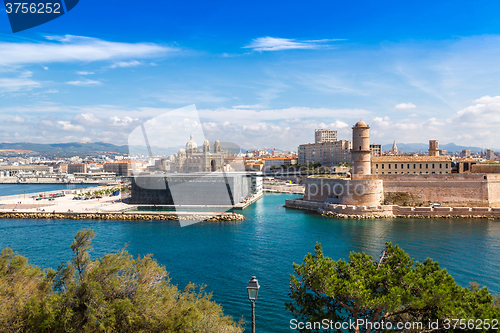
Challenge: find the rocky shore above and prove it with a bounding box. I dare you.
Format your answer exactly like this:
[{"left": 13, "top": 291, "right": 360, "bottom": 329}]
[{"left": 0, "top": 212, "right": 245, "bottom": 222}]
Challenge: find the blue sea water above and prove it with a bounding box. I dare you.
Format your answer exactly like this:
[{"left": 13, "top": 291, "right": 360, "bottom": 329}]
[
  {"left": 0, "top": 183, "right": 97, "bottom": 196},
  {"left": 0, "top": 189, "right": 499, "bottom": 332}
]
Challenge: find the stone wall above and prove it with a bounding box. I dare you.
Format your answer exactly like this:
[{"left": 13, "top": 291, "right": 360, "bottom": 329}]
[
  {"left": 303, "top": 177, "right": 383, "bottom": 206},
  {"left": 376, "top": 174, "right": 500, "bottom": 207},
  {"left": 471, "top": 164, "right": 500, "bottom": 174}
]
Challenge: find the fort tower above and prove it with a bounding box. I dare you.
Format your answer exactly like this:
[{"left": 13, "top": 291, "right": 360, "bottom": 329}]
[{"left": 351, "top": 121, "right": 371, "bottom": 175}]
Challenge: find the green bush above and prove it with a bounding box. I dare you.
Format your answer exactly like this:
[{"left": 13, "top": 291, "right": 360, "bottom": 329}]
[{"left": 0, "top": 229, "right": 243, "bottom": 333}]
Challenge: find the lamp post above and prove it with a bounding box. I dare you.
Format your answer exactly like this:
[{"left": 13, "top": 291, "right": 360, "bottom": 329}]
[{"left": 246, "top": 276, "right": 260, "bottom": 333}]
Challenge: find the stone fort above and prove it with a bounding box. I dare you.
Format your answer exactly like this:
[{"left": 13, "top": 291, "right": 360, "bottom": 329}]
[{"left": 298, "top": 121, "right": 500, "bottom": 208}]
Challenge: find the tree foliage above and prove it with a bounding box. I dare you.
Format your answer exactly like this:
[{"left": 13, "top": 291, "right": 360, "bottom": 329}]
[
  {"left": 0, "top": 229, "right": 243, "bottom": 333},
  {"left": 287, "top": 242, "right": 500, "bottom": 333}
]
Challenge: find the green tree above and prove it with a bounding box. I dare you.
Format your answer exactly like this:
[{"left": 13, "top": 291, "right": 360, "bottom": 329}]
[
  {"left": 1, "top": 229, "right": 243, "bottom": 333},
  {"left": 287, "top": 242, "right": 500, "bottom": 333}
]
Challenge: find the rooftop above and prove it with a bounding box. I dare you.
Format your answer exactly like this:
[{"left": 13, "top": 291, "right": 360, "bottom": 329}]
[{"left": 372, "top": 156, "right": 452, "bottom": 162}]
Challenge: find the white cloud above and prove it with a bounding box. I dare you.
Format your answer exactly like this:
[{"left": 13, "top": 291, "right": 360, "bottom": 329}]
[
  {"left": 232, "top": 104, "right": 265, "bottom": 109},
  {"left": 109, "top": 116, "right": 140, "bottom": 127},
  {"left": 76, "top": 71, "right": 94, "bottom": 75},
  {"left": 243, "top": 37, "right": 344, "bottom": 52},
  {"left": 4, "top": 115, "right": 25, "bottom": 123},
  {"left": 395, "top": 102, "right": 417, "bottom": 109},
  {"left": 0, "top": 71, "right": 39, "bottom": 92},
  {"left": 73, "top": 113, "right": 102, "bottom": 125},
  {"left": 57, "top": 121, "right": 85, "bottom": 132},
  {"left": 109, "top": 60, "right": 141, "bottom": 68},
  {"left": 66, "top": 79, "right": 102, "bottom": 86},
  {"left": 0, "top": 35, "right": 176, "bottom": 66}
]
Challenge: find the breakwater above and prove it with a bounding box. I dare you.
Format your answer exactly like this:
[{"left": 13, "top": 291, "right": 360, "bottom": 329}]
[
  {"left": 285, "top": 198, "right": 500, "bottom": 219},
  {"left": 0, "top": 211, "right": 245, "bottom": 222}
]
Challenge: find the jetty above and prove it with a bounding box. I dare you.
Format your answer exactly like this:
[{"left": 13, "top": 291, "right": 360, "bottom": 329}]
[{"left": 0, "top": 186, "right": 245, "bottom": 223}]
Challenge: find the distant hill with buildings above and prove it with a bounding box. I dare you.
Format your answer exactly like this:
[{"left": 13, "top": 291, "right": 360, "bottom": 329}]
[{"left": 381, "top": 142, "right": 497, "bottom": 154}]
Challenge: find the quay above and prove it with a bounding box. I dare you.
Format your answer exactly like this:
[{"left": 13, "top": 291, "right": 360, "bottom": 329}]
[
  {"left": 0, "top": 185, "right": 248, "bottom": 223},
  {"left": 285, "top": 198, "right": 500, "bottom": 219}
]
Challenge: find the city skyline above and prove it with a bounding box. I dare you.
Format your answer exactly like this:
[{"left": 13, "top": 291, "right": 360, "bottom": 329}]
[{"left": 1, "top": 1, "right": 500, "bottom": 150}]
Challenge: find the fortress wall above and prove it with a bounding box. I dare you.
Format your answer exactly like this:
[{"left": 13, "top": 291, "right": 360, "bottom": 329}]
[
  {"left": 304, "top": 177, "right": 383, "bottom": 206},
  {"left": 471, "top": 164, "right": 500, "bottom": 173},
  {"left": 377, "top": 174, "right": 491, "bottom": 207},
  {"left": 487, "top": 177, "right": 500, "bottom": 207}
]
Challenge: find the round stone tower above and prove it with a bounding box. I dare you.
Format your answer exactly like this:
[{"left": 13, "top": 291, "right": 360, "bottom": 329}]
[{"left": 351, "top": 121, "right": 371, "bottom": 176}]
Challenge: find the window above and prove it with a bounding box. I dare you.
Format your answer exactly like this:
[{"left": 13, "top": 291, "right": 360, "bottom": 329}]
[
  {"left": 388, "top": 164, "right": 391, "bottom": 169},
  {"left": 446, "top": 163, "right": 448, "bottom": 168},
  {"left": 376, "top": 164, "right": 378, "bottom": 169},
  {"left": 382, "top": 164, "right": 385, "bottom": 169},
  {"left": 407, "top": 164, "right": 410, "bottom": 169},
  {"left": 432, "top": 164, "right": 435, "bottom": 168},
  {"left": 402, "top": 164, "right": 404, "bottom": 169},
  {"left": 420, "top": 164, "right": 422, "bottom": 169},
  {"left": 394, "top": 164, "right": 397, "bottom": 169},
  {"left": 440, "top": 164, "right": 442, "bottom": 168},
  {"left": 413, "top": 164, "right": 416, "bottom": 169},
  {"left": 426, "top": 164, "right": 428, "bottom": 169}
]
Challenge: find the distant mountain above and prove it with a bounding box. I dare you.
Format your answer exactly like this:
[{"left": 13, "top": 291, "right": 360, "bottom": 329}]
[
  {"left": 0, "top": 141, "right": 244, "bottom": 158},
  {"left": 0, "top": 142, "right": 128, "bottom": 157},
  {"left": 381, "top": 142, "right": 499, "bottom": 154}
]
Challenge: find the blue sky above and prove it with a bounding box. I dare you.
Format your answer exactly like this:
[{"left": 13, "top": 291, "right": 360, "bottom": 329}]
[{"left": 1, "top": 0, "right": 500, "bottom": 150}]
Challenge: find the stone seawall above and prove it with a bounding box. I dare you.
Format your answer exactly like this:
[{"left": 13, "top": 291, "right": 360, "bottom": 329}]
[
  {"left": 0, "top": 212, "right": 245, "bottom": 222},
  {"left": 285, "top": 198, "right": 500, "bottom": 219}
]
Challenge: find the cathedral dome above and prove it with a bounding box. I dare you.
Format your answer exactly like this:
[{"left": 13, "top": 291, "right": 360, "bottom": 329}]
[
  {"left": 178, "top": 148, "right": 186, "bottom": 156},
  {"left": 186, "top": 135, "right": 197, "bottom": 151},
  {"left": 354, "top": 121, "right": 367, "bottom": 127}
]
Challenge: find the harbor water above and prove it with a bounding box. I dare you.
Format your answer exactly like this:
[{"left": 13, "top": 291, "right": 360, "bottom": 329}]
[{"left": 0, "top": 185, "right": 499, "bottom": 332}]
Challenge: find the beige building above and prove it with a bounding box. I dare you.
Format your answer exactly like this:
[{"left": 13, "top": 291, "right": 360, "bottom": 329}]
[
  {"left": 314, "top": 129, "right": 338, "bottom": 143},
  {"left": 68, "top": 163, "right": 87, "bottom": 174},
  {"left": 298, "top": 140, "right": 352, "bottom": 166},
  {"left": 370, "top": 144, "right": 382, "bottom": 157},
  {"left": 298, "top": 129, "right": 352, "bottom": 166},
  {"left": 372, "top": 156, "right": 452, "bottom": 175},
  {"left": 104, "top": 161, "right": 142, "bottom": 176},
  {"left": 486, "top": 149, "right": 495, "bottom": 161},
  {"left": 264, "top": 157, "right": 297, "bottom": 171}
]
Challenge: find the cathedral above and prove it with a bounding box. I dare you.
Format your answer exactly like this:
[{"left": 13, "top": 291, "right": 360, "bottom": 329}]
[{"left": 171, "top": 135, "right": 225, "bottom": 173}]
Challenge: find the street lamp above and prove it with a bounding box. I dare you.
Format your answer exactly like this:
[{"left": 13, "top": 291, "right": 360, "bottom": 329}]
[{"left": 246, "top": 276, "right": 260, "bottom": 333}]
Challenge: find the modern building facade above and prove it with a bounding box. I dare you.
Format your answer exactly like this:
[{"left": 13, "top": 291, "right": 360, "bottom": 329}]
[{"left": 129, "top": 172, "right": 255, "bottom": 206}]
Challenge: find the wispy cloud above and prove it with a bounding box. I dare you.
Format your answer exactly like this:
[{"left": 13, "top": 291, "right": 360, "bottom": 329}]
[
  {"left": 0, "top": 35, "right": 176, "bottom": 66},
  {"left": 76, "top": 71, "right": 94, "bottom": 75},
  {"left": 66, "top": 79, "right": 102, "bottom": 86},
  {"left": 0, "top": 71, "right": 39, "bottom": 92},
  {"left": 109, "top": 60, "right": 141, "bottom": 68},
  {"left": 395, "top": 102, "right": 417, "bottom": 109},
  {"left": 4, "top": 115, "right": 25, "bottom": 123},
  {"left": 243, "top": 37, "right": 344, "bottom": 51}
]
